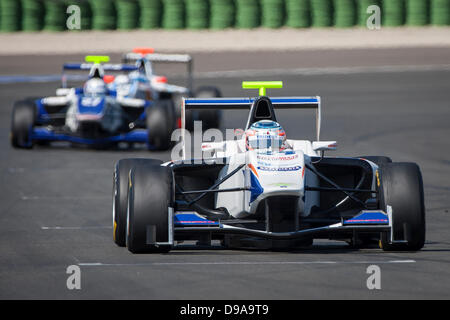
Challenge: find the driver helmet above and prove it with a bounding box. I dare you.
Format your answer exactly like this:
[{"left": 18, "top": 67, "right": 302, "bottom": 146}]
[
  {"left": 129, "top": 70, "right": 148, "bottom": 83},
  {"left": 245, "top": 120, "right": 286, "bottom": 151},
  {"left": 83, "top": 78, "right": 107, "bottom": 96}
]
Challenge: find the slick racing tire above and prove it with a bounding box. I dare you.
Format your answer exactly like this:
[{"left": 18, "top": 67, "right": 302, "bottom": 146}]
[
  {"left": 126, "top": 164, "right": 173, "bottom": 253},
  {"left": 359, "top": 156, "right": 392, "bottom": 166},
  {"left": 11, "top": 99, "right": 36, "bottom": 149},
  {"left": 113, "top": 158, "right": 163, "bottom": 247},
  {"left": 146, "top": 99, "right": 176, "bottom": 151},
  {"left": 195, "top": 86, "right": 222, "bottom": 130},
  {"left": 379, "top": 162, "right": 425, "bottom": 251}
]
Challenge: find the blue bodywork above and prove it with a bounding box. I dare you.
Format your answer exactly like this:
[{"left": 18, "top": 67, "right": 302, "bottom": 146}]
[{"left": 32, "top": 91, "right": 155, "bottom": 148}]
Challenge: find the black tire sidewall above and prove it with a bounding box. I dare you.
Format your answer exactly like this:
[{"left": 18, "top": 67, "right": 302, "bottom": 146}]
[
  {"left": 113, "top": 158, "right": 163, "bottom": 247},
  {"left": 379, "top": 162, "right": 426, "bottom": 251},
  {"left": 126, "top": 164, "right": 173, "bottom": 253},
  {"left": 11, "top": 100, "right": 36, "bottom": 148}
]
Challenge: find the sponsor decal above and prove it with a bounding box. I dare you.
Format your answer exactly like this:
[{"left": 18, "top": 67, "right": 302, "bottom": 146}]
[
  {"left": 257, "top": 166, "right": 301, "bottom": 172},
  {"left": 257, "top": 154, "right": 298, "bottom": 161}
]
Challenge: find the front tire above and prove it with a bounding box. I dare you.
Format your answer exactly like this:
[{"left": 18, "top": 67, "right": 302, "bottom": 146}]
[
  {"left": 379, "top": 162, "right": 426, "bottom": 251},
  {"left": 11, "top": 100, "right": 36, "bottom": 148},
  {"left": 126, "top": 164, "right": 173, "bottom": 253},
  {"left": 113, "top": 158, "right": 162, "bottom": 247}
]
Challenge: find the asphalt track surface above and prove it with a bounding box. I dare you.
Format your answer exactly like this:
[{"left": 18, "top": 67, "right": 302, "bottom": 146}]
[{"left": 1, "top": 52, "right": 450, "bottom": 299}]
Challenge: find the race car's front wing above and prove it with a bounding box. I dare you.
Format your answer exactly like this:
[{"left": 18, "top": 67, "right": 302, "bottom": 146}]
[
  {"left": 31, "top": 127, "right": 154, "bottom": 148},
  {"left": 147, "top": 207, "right": 403, "bottom": 247}
]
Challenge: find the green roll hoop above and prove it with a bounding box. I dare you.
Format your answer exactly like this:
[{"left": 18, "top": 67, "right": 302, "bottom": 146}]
[{"left": 242, "top": 81, "right": 283, "bottom": 96}]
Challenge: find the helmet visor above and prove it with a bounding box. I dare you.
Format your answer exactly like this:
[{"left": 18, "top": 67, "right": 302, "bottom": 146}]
[{"left": 248, "top": 135, "right": 284, "bottom": 150}]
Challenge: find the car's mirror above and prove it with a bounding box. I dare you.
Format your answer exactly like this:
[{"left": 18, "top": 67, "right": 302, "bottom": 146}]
[
  {"left": 201, "top": 141, "right": 225, "bottom": 152},
  {"left": 312, "top": 141, "right": 337, "bottom": 152}
]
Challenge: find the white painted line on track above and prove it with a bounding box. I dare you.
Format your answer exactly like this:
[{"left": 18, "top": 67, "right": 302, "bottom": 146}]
[
  {"left": 41, "top": 226, "right": 111, "bottom": 230},
  {"left": 1, "top": 64, "right": 449, "bottom": 84},
  {"left": 22, "top": 195, "right": 110, "bottom": 200},
  {"left": 195, "top": 64, "right": 450, "bottom": 79},
  {"left": 78, "top": 260, "right": 416, "bottom": 267}
]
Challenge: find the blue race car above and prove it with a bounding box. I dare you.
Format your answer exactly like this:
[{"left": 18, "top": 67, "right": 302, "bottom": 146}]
[{"left": 10, "top": 56, "right": 176, "bottom": 150}]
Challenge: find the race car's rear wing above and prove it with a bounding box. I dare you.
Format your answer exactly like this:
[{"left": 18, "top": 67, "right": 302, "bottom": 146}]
[
  {"left": 180, "top": 95, "right": 321, "bottom": 159},
  {"left": 61, "top": 62, "right": 138, "bottom": 88},
  {"left": 63, "top": 63, "right": 138, "bottom": 72},
  {"left": 123, "top": 51, "right": 194, "bottom": 93},
  {"left": 124, "top": 53, "right": 192, "bottom": 64}
]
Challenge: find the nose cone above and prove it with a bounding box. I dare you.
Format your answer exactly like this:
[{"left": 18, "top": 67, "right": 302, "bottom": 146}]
[{"left": 249, "top": 150, "right": 305, "bottom": 196}]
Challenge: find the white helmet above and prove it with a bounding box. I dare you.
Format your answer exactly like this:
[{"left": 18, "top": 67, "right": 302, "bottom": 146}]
[
  {"left": 83, "top": 78, "right": 107, "bottom": 96},
  {"left": 245, "top": 120, "right": 287, "bottom": 151}
]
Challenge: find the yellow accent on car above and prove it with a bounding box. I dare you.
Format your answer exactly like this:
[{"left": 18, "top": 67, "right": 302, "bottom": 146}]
[
  {"left": 113, "top": 221, "right": 117, "bottom": 241},
  {"left": 85, "top": 55, "right": 110, "bottom": 64},
  {"left": 129, "top": 171, "right": 132, "bottom": 189},
  {"left": 376, "top": 170, "right": 380, "bottom": 187}
]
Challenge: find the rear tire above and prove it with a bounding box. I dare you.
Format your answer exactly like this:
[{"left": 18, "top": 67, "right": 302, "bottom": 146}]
[
  {"left": 146, "top": 99, "right": 175, "bottom": 151},
  {"left": 113, "top": 158, "right": 162, "bottom": 247},
  {"left": 126, "top": 164, "right": 173, "bottom": 253},
  {"left": 195, "top": 86, "right": 222, "bottom": 130},
  {"left": 379, "top": 162, "right": 425, "bottom": 251},
  {"left": 11, "top": 100, "right": 36, "bottom": 149}
]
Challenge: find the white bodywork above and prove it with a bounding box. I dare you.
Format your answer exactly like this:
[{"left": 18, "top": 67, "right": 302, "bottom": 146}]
[
  {"left": 181, "top": 95, "right": 336, "bottom": 219},
  {"left": 203, "top": 138, "right": 336, "bottom": 219},
  {"left": 121, "top": 52, "right": 192, "bottom": 99}
]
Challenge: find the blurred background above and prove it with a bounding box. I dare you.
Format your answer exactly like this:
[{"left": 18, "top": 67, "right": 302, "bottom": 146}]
[
  {"left": 0, "top": 0, "right": 450, "bottom": 32},
  {"left": 0, "top": 0, "right": 448, "bottom": 32}
]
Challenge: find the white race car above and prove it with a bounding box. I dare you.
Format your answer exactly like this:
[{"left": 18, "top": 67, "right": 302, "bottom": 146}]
[
  {"left": 113, "top": 81, "right": 426, "bottom": 253},
  {"left": 121, "top": 47, "right": 223, "bottom": 130}
]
